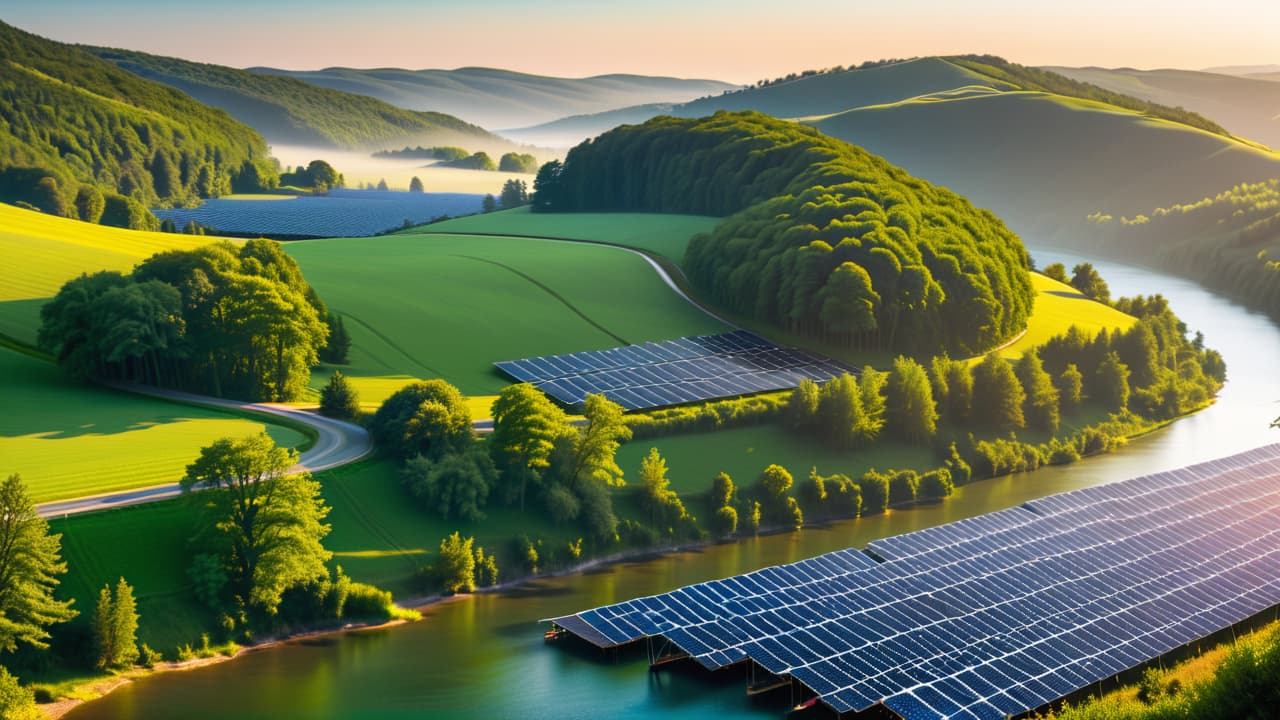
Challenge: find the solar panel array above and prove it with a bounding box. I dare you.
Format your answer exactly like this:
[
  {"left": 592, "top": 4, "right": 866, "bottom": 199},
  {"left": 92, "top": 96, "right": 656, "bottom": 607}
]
[
  {"left": 549, "top": 445, "right": 1280, "bottom": 720},
  {"left": 494, "top": 330, "right": 856, "bottom": 410}
]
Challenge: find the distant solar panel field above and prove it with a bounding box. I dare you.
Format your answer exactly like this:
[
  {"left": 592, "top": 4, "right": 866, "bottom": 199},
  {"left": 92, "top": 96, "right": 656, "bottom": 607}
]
[
  {"left": 550, "top": 445, "right": 1280, "bottom": 720},
  {"left": 494, "top": 330, "right": 857, "bottom": 410}
]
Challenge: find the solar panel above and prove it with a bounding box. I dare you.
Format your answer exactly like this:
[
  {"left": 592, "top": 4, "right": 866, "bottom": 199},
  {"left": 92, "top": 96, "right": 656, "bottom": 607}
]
[
  {"left": 494, "top": 330, "right": 858, "bottom": 411},
  {"left": 548, "top": 445, "right": 1280, "bottom": 720}
]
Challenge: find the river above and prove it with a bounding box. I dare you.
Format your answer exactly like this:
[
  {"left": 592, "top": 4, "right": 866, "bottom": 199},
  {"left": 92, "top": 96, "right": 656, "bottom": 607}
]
[{"left": 68, "top": 248, "right": 1280, "bottom": 719}]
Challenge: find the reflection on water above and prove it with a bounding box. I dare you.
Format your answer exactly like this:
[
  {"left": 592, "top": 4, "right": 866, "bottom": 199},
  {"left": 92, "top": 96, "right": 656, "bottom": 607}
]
[{"left": 68, "top": 247, "right": 1280, "bottom": 720}]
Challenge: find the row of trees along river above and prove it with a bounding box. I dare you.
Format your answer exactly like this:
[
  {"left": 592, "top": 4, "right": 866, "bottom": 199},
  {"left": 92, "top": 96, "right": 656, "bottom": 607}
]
[{"left": 67, "top": 248, "right": 1280, "bottom": 720}]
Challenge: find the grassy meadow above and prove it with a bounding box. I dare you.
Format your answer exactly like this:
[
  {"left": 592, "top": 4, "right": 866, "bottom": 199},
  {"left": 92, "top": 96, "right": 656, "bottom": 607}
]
[
  {"left": 1, "top": 346, "right": 306, "bottom": 503},
  {"left": 996, "top": 273, "right": 1135, "bottom": 360},
  {"left": 288, "top": 231, "right": 729, "bottom": 401}
]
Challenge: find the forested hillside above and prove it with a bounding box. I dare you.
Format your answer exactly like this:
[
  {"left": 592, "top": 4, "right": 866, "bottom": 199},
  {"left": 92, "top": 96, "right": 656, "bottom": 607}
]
[
  {"left": 88, "top": 47, "right": 509, "bottom": 152},
  {"left": 0, "top": 21, "right": 276, "bottom": 227},
  {"left": 537, "top": 111, "right": 1034, "bottom": 355}
]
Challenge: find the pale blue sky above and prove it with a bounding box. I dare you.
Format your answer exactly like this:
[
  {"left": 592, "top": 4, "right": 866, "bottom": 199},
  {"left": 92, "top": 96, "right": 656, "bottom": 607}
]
[{"left": 5, "top": 0, "right": 1276, "bottom": 82}]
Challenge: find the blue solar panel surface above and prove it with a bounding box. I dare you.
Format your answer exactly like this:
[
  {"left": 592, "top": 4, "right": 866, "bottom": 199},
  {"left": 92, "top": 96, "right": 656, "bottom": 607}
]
[
  {"left": 550, "top": 446, "right": 1280, "bottom": 719},
  {"left": 494, "top": 330, "right": 857, "bottom": 410}
]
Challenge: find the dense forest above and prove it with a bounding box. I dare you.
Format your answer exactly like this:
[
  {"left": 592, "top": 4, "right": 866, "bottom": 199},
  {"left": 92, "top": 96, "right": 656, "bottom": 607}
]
[
  {"left": 87, "top": 46, "right": 503, "bottom": 151},
  {"left": 1086, "top": 179, "right": 1280, "bottom": 323},
  {"left": 0, "top": 21, "right": 277, "bottom": 227},
  {"left": 535, "top": 111, "right": 1034, "bottom": 355},
  {"left": 39, "top": 240, "right": 332, "bottom": 401}
]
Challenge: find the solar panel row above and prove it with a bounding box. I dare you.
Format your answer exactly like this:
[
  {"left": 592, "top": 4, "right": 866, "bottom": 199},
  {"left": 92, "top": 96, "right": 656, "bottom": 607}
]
[
  {"left": 549, "top": 445, "right": 1280, "bottom": 720},
  {"left": 494, "top": 330, "right": 857, "bottom": 410}
]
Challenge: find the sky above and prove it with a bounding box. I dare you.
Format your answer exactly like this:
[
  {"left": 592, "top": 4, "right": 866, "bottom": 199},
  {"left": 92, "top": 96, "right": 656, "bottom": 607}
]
[{"left": 5, "top": 0, "right": 1277, "bottom": 83}]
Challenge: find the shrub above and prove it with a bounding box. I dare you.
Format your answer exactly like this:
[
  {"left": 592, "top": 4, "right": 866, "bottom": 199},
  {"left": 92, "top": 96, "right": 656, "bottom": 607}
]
[
  {"left": 859, "top": 470, "right": 890, "bottom": 515},
  {"left": 712, "top": 505, "right": 738, "bottom": 537},
  {"left": 344, "top": 583, "right": 396, "bottom": 620},
  {"left": 917, "top": 469, "right": 953, "bottom": 500},
  {"left": 887, "top": 470, "right": 919, "bottom": 505}
]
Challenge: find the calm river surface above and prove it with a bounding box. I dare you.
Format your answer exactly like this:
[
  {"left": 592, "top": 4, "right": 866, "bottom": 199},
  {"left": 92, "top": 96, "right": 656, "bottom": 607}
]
[{"left": 69, "top": 248, "right": 1280, "bottom": 720}]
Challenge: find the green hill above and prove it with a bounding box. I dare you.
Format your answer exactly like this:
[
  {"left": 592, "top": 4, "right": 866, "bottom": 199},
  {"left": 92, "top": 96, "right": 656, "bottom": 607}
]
[
  {"left": 0, "top": 20, "right": 275, "bottom": 222},
  {"left": 1046, "top": 66, "right": 1280, "bottom": 148},
  {"left": 249, "top": 65, "right": 738, "bottom": 129},
  {"left": 87, "top": 47, "right": 513, "bottom": 152},
  {"left": 811, "top": 90, "right": 1280, "bottom": 242}
]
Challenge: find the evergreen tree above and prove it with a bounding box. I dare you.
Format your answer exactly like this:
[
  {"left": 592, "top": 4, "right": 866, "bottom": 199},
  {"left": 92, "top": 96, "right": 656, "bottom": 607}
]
[
  {"left": 408, "top": 176, "right": 424, "bottom": 193},
  {"left": 376, "top": 178, "right": 389, "bottom": 191},
  {"left": 971, "top": 353, "right": 1026, "bottom": 431},
  {"left": 0, "top": 474, "right": 78, "bottom": 653},
  {"left": 482, "top": 194, "right": 497, "bottom": 213},
  {"left": 942, "top": 356, "right": 973, "bottom": 425},
  {"left": 531, "top": 160, "right": 563, "bottom": 211},
  {"left": 93, "top": 578, "right": 140, "bottom": 669},
  {"left": 319, "top": 312, "right": 351, "bottom": 364},
  {"left": 1096, "top": 351, "right": 1132, "bottom": 411},
  {"left": 437, "top": 533, "right": 476, "bottom": 594},
  {"left": 319, "top": 370, "right": 360, "bottom": 421},
  {"left": 885, "top": 356, "right": 938, "bottom": 443},
  {"left": 500, "top": 179, "right": 528, "bottom": 208},
  {"left": 858, "top": 366, "right": 888, "bottom": 442},
  {"left": 1016, "top": 350, "right": 1060, "bottom": 433},
  {"left": 0, "top": 666, "right": 38, "bottom": 720},
  {"left": 817, "top": 373, "right": 864, "bottom": 447},
  {"left": 1058, "top": 363, "right": 1084, "bottom": 414}
]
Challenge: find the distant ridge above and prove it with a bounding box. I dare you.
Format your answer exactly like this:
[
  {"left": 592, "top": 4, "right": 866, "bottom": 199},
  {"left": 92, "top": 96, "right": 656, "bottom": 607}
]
[{"left": 246, "top": 65, "right": 739, "bottom": 129}]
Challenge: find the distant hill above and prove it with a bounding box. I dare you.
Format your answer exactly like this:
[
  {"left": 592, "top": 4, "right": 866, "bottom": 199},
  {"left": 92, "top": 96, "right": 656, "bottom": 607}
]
[
  {"left": 1203, "top": 64, "right": 1280, "bottom": 77},
  {"left": 811, "top": 90, "right": 1280, "bottom": 243},
  {"left": 1250, "top": 72, "right": 1280, "bottom": 82},
  {"left": 247, "top": 66, "right": 738, "bottom": 129},
  {"left": 0, "top": 20, "right": 274, "bottom": 226},
  {"left": 1045, "top": 66, "right": 1280, "bottom": 148},
  {"left": 87, "top": 47, "right": 514, "bottom": 152}
]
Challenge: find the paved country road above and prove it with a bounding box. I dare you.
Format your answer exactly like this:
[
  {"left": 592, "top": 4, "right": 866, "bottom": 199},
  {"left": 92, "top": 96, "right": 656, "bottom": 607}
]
[{"left": 36, "top": 384, "right": 374, "bottom": 519}]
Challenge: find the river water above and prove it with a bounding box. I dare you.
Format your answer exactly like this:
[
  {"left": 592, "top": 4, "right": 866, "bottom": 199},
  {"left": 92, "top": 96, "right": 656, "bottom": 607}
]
[{"left": 68, "top": 248, "right": 1280, "bottom": 720}]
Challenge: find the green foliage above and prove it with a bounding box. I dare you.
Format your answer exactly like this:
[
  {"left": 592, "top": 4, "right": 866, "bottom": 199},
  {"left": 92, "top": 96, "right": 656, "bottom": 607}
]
[
  {"left": 756, "top": 465, "right": 803, "bottom": 530},
  {"left": 473, "top": 547, "right": 499, "bottom": 588},
  {"left": 318, "top": 311, "right": 351, "bottom": 365},
  {"left": 971, "top": 353, "right": 1026, "bottom": 431},
  {"left": 556, "top": 394, "right": 631, "bottom": 489},
  {"left": 1096, "top": 351, "right": 1132, "bottom": 411},
  {"left": 498, "top": 153, "right": 538, "bottom": 174},
  {"left": 93, "top": 578, "right": 140, "bottom": 670},
  {"left": 885, "top": 356, "right": 938, "bottom": 443},
  {"left": 370, "top": 380, "right": 473, "bottom": 460},
  {"left": 800, "top": 468, "right": 862, "bottom": 520},
  {"left": 627, "top": 393, "right": 787, "bottom": 439},
  {"left": 1042, "top": 262, "right": 1067, "bottom": 283},
  {"left": 374, "top": 146, "right": 470, "bottom": 161},
  {"left": 436, "top": 533, "right": 476, "bottom": 594},
  {"left": 710, "top": 472, "right": 735, "bottom": 508},
  {"left": 39, "top": 241, "right": 328, "bottom": 401},
  {"left": 0, "top": 666, "right": 38, "bottom": 720},
  {"left": 400, "top": 448, "right": 496, "bottom": 522},
  {"left": 859, "top": 469, "right": 890, "bottom": 515},
  {"left": 318, "top": 370, "right": 360, "bottom": 421},
  {"left": 711, "top": 505, "right": 738, "bottom": 537},
  {"left": 539, "top": 111, "right": 1033, "bottom": 355},
  {"left": 1016, "top": 350, "right": 1061, "bottom": 433},
  {"left": 637, "top": 448, "right": 690, "bottom": 535},
  {"left": 532, "top": 160, "right": 563, "bottom": 211},
  {"left": 280, "top": 160, "right": 343, "bottom": 192},
  {"left": 0, "top": 22, "right": 275, "bottom": 214},
  {"left": 441, "top": 152, "right": 496, "bottom": 171},
  {"left": 500, "top": 179, "right": 529, "bottom": 209},
  {"left": 887, "top": 469, "right": 920, "bottom": 505},
  {"left": 917, "top": 468, "right": 953, "bottom": 500},
  {"left": 182, "top": 434, "right": 332, "bottom": 616},
  {"left": 744, "top": 501, "right": 762, "bottom": 535},
  {"left": 101, "top": 193, "right": 160, "bottom": 231},
  {"left": 1070, "top": 262, "right": 1112, "bottom": 304},
  {"left": 0, "top": 474, "right": 77, "bottom": 653},
  {"left": 490, "top": 384, "right": 570, "bottom": 508},
  {"left": 1057, "top": 363, "right": 1084, "bottom": 414},
  {"left": 482, "top": 194, "right": 497, "bottom": 213}
]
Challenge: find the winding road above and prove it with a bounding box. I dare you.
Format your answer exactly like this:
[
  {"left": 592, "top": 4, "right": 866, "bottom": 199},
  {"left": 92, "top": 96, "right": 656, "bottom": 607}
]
[{"left": 36, "top": 385, "right": 374, "bottom": 519}]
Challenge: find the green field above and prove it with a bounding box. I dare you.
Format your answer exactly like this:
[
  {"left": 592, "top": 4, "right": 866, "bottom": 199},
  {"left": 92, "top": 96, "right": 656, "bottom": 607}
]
[
  {"left": 0, "top": 203, "right": 237, "bottom": 344},
  {"left": 1, "top": 347, "right": 306, "bottom": 503},
  {"left": 289, "top": 231, "right": 729, "bottom": 401},
  {"left": 422, "top": 208, "right": 720, "bottom": 260}
]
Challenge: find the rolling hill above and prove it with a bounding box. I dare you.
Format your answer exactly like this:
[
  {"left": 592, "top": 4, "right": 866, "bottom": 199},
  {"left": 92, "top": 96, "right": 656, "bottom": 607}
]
[
  {"left": 1046, "top": 66, "right": 1280, "bottom": 148},
  {"left": 86, "top": 47, "right": 518, "bottom": 152},
  {"left": 0, "top": 20, "right": 274, "bottom": 220},
  {"left": 247, "top": 65, "right": 738, "bottom": 129}
]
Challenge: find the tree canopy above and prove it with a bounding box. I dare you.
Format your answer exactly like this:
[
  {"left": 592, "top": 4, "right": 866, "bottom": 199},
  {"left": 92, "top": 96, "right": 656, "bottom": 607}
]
[
  {"left": 0, "top": 474, "right": 77, "bottom": 654},
  {"left": 535, "top": 111, "right": 1033, "bottom": 354}
]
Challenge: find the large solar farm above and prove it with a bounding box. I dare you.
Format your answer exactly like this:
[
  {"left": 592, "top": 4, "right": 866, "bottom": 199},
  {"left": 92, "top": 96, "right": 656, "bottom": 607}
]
[
  {"left": 496, "top": 330, "right": 858, "bottom": 411},
  {"left": 548, "top": 445, "right": 1280, "bottom": 719}
]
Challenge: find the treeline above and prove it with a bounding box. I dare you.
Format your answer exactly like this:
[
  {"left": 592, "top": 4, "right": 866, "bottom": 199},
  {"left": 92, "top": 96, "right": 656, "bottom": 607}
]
[
  {"left": 373, "top": 146, "right": 470, "bottom": 161},
  {"left": 743, "top": 58, "right": 912, "bottom": 90},
  {"left": 1086, "top": 179, "right": 1280, "bottom": 325},
  {"left": 0, "top": 21, "right": 277, "bottom": 228},
  {"left": 278, "top": 159, "right": 344, "bottom": 192},
  {"left": 534, "top": 111, "right": 1034, "bottom": 355},
  {"left": 38, "top": 240, "right": 337, "bottom": 401},
  {"left": 436, "top": 151, "right": 538, "bottom": 173},
  {"left": 947, "top": 55, "right": 1229, "bottom": 137}
]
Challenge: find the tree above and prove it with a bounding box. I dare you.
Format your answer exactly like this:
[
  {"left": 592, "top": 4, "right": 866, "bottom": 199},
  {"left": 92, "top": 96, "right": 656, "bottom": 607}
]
[
  {"left": 319, "top": 370, "right": 360, "bottom": 421},
  {"left": 757, "top": 465, "right": 802, "bottom": 530},
  {"left": 489, "top": 384, "right": 570, "bottom": 508},
  {"left": 785, "top": 379, "right": 820, "bottom": 429},
  {"left": 1070, "top": 262, "right": 1111, "bottom": 304},
  {"left": 376, "top": 179, "right": 389, "bottom": 192},
  {"left": 888, "top": 470, "right": 919, "bottom": 505},
  {"left": 0, "top": 666, "right": 38, "bottom": 720},
  {"left": 638, "top": 448, "right": 687, "bottom": 531},
  {"left": 918, "top": 469, "right": 954, "bottom": 500},
  {"left": 75, "top": 184, "right": 105, "bottom": 223},
  {"left": 30, "top": 176, "right": 67, "bottom": 217},
  {"left": 473, "top": 546, "right": 499, "bottom": 587},
  {"left": 1042, "top": 263, "right": 1068, "bottom": 283},
  {"left": 482, "top": 194, "right": 497, "bottom": 213},
  {"left": 712, "top": 506, "right": 738, "bottom": 537},
  {"left": 100, "top": 193, "right": 158, "bottom": 230},
  {"left": 1058, "top": 363, "right": 1084, "bottom": 414},
  {"left": 318, "top": 312, "right": 351, "bottom": 364},
  {"left": 499, "top": 153, "right": 538, "bottom": 174},
  {"left": 93, "top": 578, "right": 140, "bottom": 670},
  {"left": 401, "top": 449, "right": 496, "bottom": 522},
  {"left": 1114, "top": 322, "right": 1160, "bottom": 388},
  {"left": 437, "top": 533, "right": 476, "bottom": 594},
  {"left": 0, "top": 474, "right": 77, "bottom": 653},
  {"left": 860, "top": 470, "right": 890, "bottom": 515},
  {"left": 1096, "top": 351, "right": 1132, "bottom": 411},
  {"left": 710, "top": 472, "right": 735, "bottom": 508},
  {"left": 408, "top": 176, "right": 424, "bottom": 193},
  {"left": 885, "top": 356, "right": 938, "bottom": 443},
  {"left": 1016, "top": 350, "right": 1060, "bottom": 433},
  {"left": 370, "top": 380, "right": 473, "bottom": 460},
  {"left": 971, "top": 353, "right": 1026, "bottom": 431},
  {"left": 151, "top": 152, "right": 180, "bottom": 199},
  {"left": 561, "top": 394, "right": 631, "bottom": 489},
  {"left": 858, "top": 366, "right": 888, "bottom": 442},
  {"left": 531, "top": 160, "right": 563, "bottom": 211},
  {"left": 500, "top": 179, "right": 529, "bottom": 209},
  {"left": 816, "top": 373, "right": 864, "bottom": 447},
  {"left": 182, "top": 434, "right": 332, "bottom": 615}
]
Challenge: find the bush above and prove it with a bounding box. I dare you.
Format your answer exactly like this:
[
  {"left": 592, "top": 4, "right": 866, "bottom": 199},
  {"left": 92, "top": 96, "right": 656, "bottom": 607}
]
[
  {"left": 344, "top": 583, "right": 396, "bottom": 620},
  {"left": 887, "top": 470, "right": 919, "bottom": 505},
  {"left": 859, "top": 470, "right": 890, "bottom": 515},
  {"left": 626, "top": 394, "right": 786, "bottom": 439},
  {"left": 712, "top": 505, "right": 738, "bottom": 537},
  {"left": 917, "top": 469, "right": 953, "bottom": 500}
]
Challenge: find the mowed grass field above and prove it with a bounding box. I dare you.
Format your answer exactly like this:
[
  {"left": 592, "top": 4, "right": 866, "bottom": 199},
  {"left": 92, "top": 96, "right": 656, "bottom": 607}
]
[
  {"left": 288, "top": 231, "right": 729, "bottom": 401},
  {"left": 0, "top": 203, "right": 231, "bottom": 344},
  {"left": 421, "top": 207, "right": 720, "bottom": 261},
  {"left": 1, "top": 346, "right": 305, "bottom": 503}
]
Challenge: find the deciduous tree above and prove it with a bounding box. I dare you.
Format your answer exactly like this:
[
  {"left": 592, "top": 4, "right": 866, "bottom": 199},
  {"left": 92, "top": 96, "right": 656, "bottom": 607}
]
[
  {"left": 489, "top": 384, "right": 569, "bottom": 508},
  {"left": 885, "top": 356, "right": 938, "bottom": 443}
]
